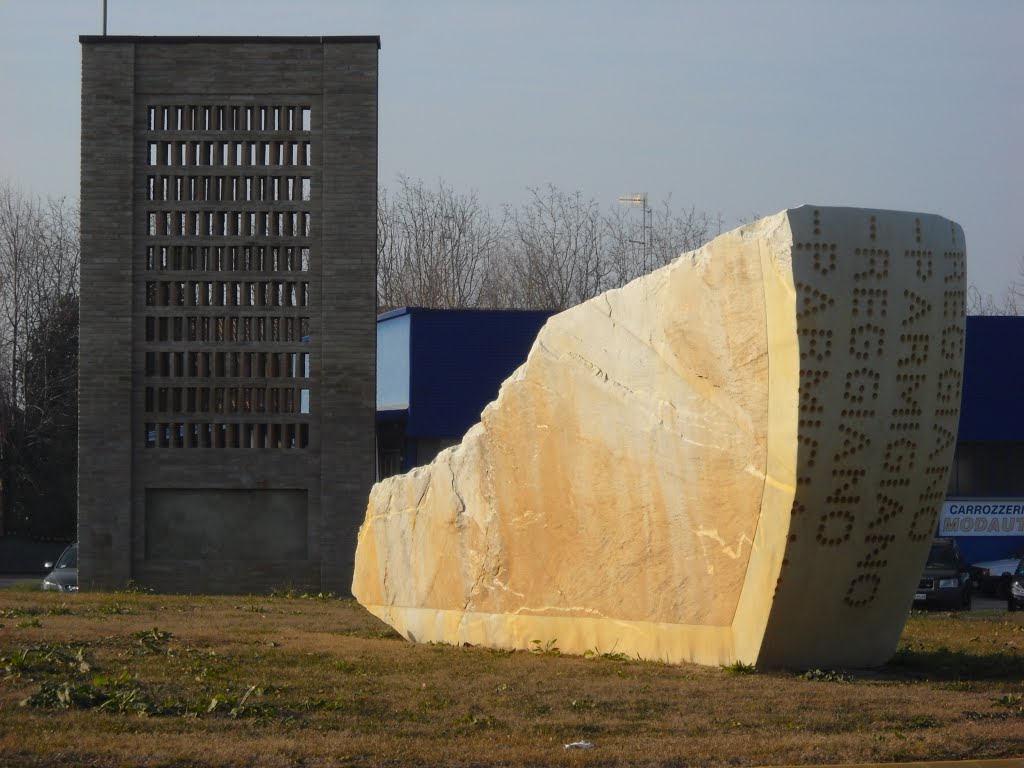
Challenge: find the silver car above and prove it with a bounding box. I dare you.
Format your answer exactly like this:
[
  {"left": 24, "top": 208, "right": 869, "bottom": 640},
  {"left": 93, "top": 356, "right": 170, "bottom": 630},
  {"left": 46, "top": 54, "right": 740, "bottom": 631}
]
[{"left": 42, "top": 543, "right": 78, "bottom": 592}]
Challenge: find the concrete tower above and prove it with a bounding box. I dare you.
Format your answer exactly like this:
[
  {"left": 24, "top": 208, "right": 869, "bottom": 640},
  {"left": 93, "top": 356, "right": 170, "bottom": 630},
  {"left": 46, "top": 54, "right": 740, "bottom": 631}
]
[{"left": 79, "top": 36, "right": 379, "bottom": 593}]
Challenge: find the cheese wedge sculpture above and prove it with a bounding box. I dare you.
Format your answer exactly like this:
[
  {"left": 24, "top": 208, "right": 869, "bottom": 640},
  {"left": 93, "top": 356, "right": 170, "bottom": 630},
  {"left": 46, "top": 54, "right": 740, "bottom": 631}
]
[{"left": 353, "top": 206, "right": 966, "bottom": 668}]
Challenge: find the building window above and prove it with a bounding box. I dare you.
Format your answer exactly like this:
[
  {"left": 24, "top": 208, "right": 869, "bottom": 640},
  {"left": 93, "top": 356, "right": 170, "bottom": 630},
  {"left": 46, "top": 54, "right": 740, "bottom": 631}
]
[{"left": 141, "top": 102, "right": 316, "bottom": 448}]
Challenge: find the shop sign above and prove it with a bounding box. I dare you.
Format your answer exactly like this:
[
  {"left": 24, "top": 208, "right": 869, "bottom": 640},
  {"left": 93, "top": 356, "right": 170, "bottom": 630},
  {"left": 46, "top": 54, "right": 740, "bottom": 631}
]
[{"left": 939, "top": 500, "right": 1024, "bottom": 536}]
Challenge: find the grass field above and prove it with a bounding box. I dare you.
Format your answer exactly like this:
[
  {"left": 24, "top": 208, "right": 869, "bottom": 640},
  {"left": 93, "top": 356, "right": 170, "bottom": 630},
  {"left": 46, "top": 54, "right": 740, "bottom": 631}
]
[{"left": 1, "top": 588, "right": 1022, "bottom": 767}]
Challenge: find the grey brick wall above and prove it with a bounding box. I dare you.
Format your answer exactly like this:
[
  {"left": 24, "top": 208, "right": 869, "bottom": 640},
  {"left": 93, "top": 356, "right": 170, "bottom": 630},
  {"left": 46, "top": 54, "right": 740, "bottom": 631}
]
[
  {"left": 79, "top": 42, "right": 136, "bottom": 590},
  {"left": 320, "top": 42, "right": 379, "bottom": 593},
  {"left": 79, "top": 37, "right": 379, "bottom": 594}
]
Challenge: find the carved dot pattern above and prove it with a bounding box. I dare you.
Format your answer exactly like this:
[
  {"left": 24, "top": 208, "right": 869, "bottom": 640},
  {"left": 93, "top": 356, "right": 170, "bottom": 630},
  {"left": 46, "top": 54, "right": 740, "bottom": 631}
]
[
  {"left": 791, "top": 214, "right": 963, "bottom": 612},
  {"left": 943, "top": 289, "right": 965, "bottom": 319},
  {"left": 935, "top": 368, "right": 962, "bottom": 405},
  {"left": 880, "top": 438, "right": 916, "bottom": 486},
  {"left": 856, "top": 533, "right": 895, "bottom": 569},
  {"left": 928, "top": 424, "right": 956, "bottom": 462},
  {"left": 798, "top": 327, "right": 833, "bottom": 362},
  {"left": 897, "top": 333, "right": 929, "bottom": 367},
  {"left": 944, "top": 251, "right": 965, "bottom": 284},
  {"left": 795, "top": 281, "right": 836, "bottom": 319},
  {"left": 800, "top": 387, "right": 823, "bottom": 414},
  {"left": 852, "top": 288, "right": 888, "bottom": 318},
  {"left": 941, "top": 324, "right": 965, "bottom": 361},
  {"left": 800, "top": 369, "right": 830, "bottom": 384},
  {"left": 888, "top": 422, "right": 919, "bottom": 433},
  {"left": 909, "top": 501, "right": 940, "bottom": 543},
  {"left": 825, "top": 469, "right": 865, "bottom": 504},
  {"left": 798, "top": 369, "right": 831, "bottom": 407},
  {"left": 867, "top": 494, "right": 905, "bottom": 530},
  {"left": 843, "top": 573, "right": 880, "bottom": 607},
  {"left": 797, "top": 369, "right": 827, "bottom": 482},
  {"left": 833, "top": 426, "right": 871, "bottom": 463},
  {"left": 817, "top": 509, "right": 855, "bottom": 546},
  {"left": 841, "top": 408, "right": 876, "bottom": 419},
  {"left": 795, "top": 241, "right": 838, "bottom": 274},
  {"left": 935, "top": 368, "right": 963, "bottom": 418},
  {"left": 853, "top": 248, "right": 890, "bottom": 281},
  {"left": 900, "top": 290, "right": 932, "bottom": 326},
  {"left": 843, "top": 367, "right": 880, "bottom": 404},
  {"left": 849, "top": 324, "right": 886, "bottom": 360},
  {"left": 892, "top": 373, "right": 925, "bottom": 418},
  {"left": 904, "top": 249, "right": 934, "bottom": 281},
  {"left": 814, "top": 251, "right": 837, "bottom": 274},
  {"left": 798, "top": 433, "right": 819, "bottom": 474},
  {"left": 919, "top": 467, "right": 947, "bottom": 505}
]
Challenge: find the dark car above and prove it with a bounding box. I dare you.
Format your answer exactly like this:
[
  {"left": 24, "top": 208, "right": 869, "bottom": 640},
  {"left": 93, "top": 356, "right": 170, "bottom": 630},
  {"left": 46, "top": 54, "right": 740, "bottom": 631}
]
[
  {"left": 41, "top": 543, "right": 78, "bottom": 593},
  {"left": 913, "top": 538, "right": 971, "bottom": 611},
  {"left": 1009, "top": 558, "right": 1024, "bottom": 612}
]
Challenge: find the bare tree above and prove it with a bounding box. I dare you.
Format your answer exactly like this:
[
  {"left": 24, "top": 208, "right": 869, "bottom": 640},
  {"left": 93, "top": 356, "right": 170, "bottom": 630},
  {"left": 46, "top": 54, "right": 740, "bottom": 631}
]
[
  {"left": 377, "top": 178, "right": 721, "bottom": 313},
  {"left": 605, "top": 199, "right": 722, "bottom": 289},
  {"left": 966, "top": 254, "right": 1024, "bottom": 316},
  {"left": 503, "top": 185, "right": 608, "bottom": 310},
  {"left": 604, "top": 204, "right": 645, "bottom": 289},
  {"left": 0, "top": 181, "right": 80, "bottom": 537},
  {"left": 650, "top": 201, "right": 723, "bottom": 269},
  {"left": 474, "top": 239, "right": 524, "bottom": 310},
  {"left": 378, "top": 176, "right": 503, "bottom": 311},
  {"left": 0, "top": 184, "right": 37, "bottom": 409}
]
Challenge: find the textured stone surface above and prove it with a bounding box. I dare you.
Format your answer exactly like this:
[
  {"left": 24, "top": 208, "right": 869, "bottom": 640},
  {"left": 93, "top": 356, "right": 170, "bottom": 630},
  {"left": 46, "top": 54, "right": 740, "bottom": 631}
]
[{"left": 353, "top": 206, "right": 967, "bottom": 668}]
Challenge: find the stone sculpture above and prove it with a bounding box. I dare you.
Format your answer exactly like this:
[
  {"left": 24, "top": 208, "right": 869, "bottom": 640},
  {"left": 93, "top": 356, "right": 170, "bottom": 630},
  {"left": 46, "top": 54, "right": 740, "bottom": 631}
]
[{"left": 353, "top": 206, "right": 966, "bottom": 668}]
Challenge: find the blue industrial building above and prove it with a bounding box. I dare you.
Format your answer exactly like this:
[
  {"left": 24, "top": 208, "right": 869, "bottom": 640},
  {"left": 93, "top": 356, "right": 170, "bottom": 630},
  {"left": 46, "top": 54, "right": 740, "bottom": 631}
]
[
  {"left": 376, "top": 307, "right": 551, "bottom": 477},
  {"left": 376, "top": 309, "right": 1024, "bottom": 565},
  {"left": 945, "top": 316, "right": 1024, "bottom": 562}
]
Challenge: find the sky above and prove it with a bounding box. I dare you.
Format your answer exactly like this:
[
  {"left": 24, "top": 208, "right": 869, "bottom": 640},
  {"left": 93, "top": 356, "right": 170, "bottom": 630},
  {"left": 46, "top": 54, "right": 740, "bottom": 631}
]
[{"left": 0, "top": 0, "right": 1021, "bottom": 300}]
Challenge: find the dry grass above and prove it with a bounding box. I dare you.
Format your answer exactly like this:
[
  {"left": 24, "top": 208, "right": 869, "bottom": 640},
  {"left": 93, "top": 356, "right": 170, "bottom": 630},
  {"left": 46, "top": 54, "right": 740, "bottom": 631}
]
[{"left": 1, "top": 589, "right": 1022, "bottom": 767}]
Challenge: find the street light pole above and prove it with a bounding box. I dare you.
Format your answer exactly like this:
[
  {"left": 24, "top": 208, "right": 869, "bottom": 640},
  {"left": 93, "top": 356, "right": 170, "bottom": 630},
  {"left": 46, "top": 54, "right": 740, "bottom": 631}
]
[{"left": 618, "top": 193, "right": 651, "bottom": 272}]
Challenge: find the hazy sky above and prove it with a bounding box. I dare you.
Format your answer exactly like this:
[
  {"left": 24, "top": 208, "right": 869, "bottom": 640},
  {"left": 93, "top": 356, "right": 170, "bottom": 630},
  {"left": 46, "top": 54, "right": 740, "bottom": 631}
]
[{"left": 1, "top": 0, "right": 1020, "bottom": 300}]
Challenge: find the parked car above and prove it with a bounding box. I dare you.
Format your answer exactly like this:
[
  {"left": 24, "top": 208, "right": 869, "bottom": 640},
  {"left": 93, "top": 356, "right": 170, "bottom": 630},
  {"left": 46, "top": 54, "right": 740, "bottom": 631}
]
[
  {"left": 970, "top": 545, "right": 1024, "bottom": 598},
  {"left": 913, "top": 538, "right": 972, "bottom": 611},
  {"left": 1009, "top": 559, "right": 1024, "bottom": 612},
  {"left": 41, "top": 543, "right": 78, "bottom": 593}
]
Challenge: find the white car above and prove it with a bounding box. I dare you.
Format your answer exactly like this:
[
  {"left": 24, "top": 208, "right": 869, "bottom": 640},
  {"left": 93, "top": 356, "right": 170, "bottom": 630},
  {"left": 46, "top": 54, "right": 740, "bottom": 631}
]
[{"left": 970, "top": 546, "right": 1024, "bottom": 598}]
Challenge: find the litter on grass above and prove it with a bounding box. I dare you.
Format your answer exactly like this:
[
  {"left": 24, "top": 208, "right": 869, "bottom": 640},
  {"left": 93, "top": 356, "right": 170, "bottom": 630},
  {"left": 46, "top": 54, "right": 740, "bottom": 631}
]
[{"left": 564, "top": 741, "right": 596, "bottom": 750}]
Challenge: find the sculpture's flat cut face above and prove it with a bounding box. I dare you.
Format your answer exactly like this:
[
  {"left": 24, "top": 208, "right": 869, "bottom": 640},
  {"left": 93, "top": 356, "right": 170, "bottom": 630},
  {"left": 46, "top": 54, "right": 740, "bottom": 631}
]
[
  {"left": 353, "top": 206, "right": 966, "bottom": 669},
  {"left": 758, "top": 207, "right": 966, "bottom": 666}
]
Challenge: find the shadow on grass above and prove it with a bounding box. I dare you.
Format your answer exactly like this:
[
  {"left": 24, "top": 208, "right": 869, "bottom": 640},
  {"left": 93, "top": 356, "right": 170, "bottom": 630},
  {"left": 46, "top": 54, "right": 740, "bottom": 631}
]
[{"left": 885, "top": 646, "right": 1024, "bottom": 681}]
